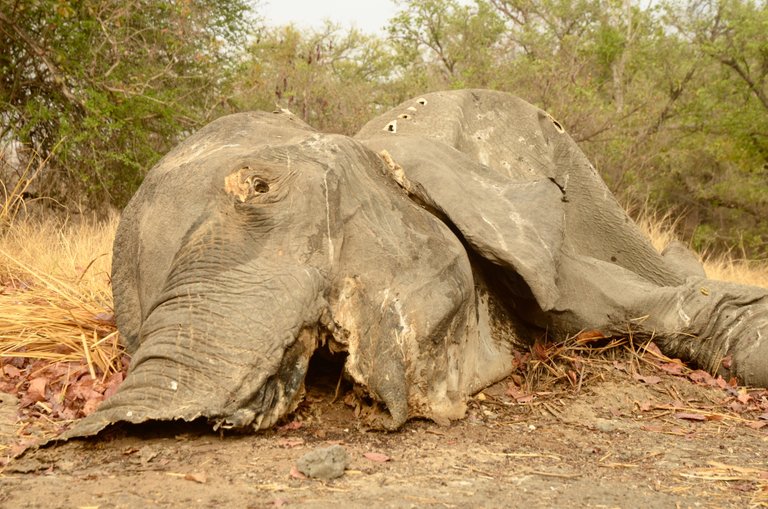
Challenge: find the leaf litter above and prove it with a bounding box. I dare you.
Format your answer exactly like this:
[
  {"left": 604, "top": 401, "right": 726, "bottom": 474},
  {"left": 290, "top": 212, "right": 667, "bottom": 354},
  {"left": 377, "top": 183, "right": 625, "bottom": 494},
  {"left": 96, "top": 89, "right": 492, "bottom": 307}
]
[{"left": 0, "top": 250, "right": 127, "bottom": 464}]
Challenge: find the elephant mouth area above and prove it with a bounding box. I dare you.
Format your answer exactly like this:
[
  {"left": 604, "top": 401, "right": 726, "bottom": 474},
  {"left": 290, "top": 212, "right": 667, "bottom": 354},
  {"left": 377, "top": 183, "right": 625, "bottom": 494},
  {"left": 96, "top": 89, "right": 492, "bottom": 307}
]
[
  {"left": 304, "top": 345, "right": 348, "bottom": 394},
  {"left": 297, "top": 343, "right": 396, "bottom": 427},
  {"left": 296, "top": 345, "right": 352, "bottom": 414}
]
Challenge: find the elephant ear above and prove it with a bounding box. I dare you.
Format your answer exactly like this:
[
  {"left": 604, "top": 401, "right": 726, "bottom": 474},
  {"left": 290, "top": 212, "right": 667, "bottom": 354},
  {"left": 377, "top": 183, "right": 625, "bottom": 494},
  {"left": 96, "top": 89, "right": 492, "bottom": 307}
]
[{"left": 365, "top": 135, "right": 565, "bottom": 311}]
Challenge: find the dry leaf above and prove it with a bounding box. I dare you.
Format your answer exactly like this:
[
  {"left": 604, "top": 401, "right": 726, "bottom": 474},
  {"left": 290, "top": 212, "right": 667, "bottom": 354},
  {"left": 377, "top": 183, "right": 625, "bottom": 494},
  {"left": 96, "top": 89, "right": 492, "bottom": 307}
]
[
  {"left": 737, "top": 389, "right": 751, "bottom": 405},
  {"left": 68, "top": 378, "right": 96, "bottom": 400},
  {"left": 279, "top": 420, "right": 302, "bottom": 431},
  {"left": 506, "top": 384, "right": 535, "bottom": 402},
  {"left": 26, "top": 377, "right": 48, "bottom": 402},
  {"left": 721, "top": 355, "right": 733, "bottom": 369},
  {"left": 574, "top": 330, "right": 605, "bottom": 342},
  {"left": 532, "top": 342, "right": 554, "bottom": 361},
  {"left": 658, "top": 362, "right": 684, "bottom": 375},
  {"left": 2, "top": 364, "right": 21, "bottom": 378},
  {"left": 644, "top": 342, "right": 663, "bottom": 357},
  {"left": 289, "top": 465, "right": 307, "bottom": 479},
  {"left": 688, "top": 370, "right": 714, "bottom": 384},
  {"left": 184, "top": 472, "right": 207, "bottom": 484},
  {"left": 363, "top": 452, "right": 391, "bottom": 462},
  {"left": 730, "top": 401, "right": 746, "bottom": 413}
]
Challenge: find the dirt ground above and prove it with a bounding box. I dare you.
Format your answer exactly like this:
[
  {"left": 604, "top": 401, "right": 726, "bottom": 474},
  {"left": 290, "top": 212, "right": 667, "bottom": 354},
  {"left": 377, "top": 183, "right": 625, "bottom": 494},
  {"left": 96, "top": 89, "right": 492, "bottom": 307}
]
[{"left": 2, "top": 353, "right": 768, "bottom": 509}]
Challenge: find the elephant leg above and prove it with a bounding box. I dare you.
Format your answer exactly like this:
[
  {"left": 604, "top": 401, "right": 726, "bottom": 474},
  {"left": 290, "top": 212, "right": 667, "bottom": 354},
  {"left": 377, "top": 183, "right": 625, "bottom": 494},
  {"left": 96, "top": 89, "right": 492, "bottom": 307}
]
[{"left": 545, "top": 254, "right": 768, "bottom": 386}]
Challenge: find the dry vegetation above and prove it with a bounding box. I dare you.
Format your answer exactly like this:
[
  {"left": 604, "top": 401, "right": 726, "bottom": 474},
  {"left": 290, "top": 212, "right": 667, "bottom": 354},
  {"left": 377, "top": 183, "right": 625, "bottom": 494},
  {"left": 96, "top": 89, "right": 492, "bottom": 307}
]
[
  {"left": 0, "top": 211, "right": 120, "bottom": 372},
  {"left": 636, "top": 210, "right": 768, "bottom": 288},
  {"left": 0, "top": 196, "right": 124, "bottom": 448}
]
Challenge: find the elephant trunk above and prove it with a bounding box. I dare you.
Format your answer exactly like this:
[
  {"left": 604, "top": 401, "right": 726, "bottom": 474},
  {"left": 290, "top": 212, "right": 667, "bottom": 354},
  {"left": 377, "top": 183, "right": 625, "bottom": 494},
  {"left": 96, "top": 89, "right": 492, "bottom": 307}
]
[{"left": 62, "top": 263, "right": 329, "bottom": 439}]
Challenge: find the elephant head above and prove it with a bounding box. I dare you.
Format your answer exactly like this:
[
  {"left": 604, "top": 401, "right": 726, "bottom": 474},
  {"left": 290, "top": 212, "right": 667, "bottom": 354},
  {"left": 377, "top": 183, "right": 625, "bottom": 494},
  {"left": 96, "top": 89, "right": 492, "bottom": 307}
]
[{"left": 65, "top": 109, "right": 517, "bottom": 438}]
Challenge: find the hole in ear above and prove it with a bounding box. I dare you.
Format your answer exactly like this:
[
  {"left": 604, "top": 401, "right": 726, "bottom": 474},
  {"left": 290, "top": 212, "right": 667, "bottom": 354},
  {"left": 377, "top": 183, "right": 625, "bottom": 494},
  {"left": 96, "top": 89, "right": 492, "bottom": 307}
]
[
  {"left": 416, "top": 97, "right": 427, "bottom": 105},
  {"left": 547, "top": 113, "right": 565, "bottom": 133},
  {"left": 384, "top": 120, "right": 397, "bottom": 133}
]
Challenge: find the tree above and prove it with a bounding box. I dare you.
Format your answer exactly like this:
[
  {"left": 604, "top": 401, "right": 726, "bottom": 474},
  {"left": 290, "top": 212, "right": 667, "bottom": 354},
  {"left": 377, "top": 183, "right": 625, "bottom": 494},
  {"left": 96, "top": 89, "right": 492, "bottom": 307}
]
[
  {"left": 388, "top": 0, "right": 506, "bottom": 88},
  {"left": 658, "top": 0, "right": 768, "bottom": 253},
  {"left": 0, "top": 0, "right": 250, "bottom": 207},
  {"left": 232, "top": 23, "right": 400, "bottom": 135}
]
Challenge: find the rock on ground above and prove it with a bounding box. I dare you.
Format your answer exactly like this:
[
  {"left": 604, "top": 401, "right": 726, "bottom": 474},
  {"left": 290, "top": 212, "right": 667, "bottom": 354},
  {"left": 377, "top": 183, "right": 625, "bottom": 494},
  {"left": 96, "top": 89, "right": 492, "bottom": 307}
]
[{"left": 296, "top": 444, "right": 349, "bottom": 480}]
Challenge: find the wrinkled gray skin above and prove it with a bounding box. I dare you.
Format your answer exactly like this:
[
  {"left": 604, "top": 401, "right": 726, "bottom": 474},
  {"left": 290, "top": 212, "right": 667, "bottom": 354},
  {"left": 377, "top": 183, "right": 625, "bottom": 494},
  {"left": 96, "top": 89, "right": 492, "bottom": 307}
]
[{"left": 63, "top": 90, "right": 768, "bottom": 439}]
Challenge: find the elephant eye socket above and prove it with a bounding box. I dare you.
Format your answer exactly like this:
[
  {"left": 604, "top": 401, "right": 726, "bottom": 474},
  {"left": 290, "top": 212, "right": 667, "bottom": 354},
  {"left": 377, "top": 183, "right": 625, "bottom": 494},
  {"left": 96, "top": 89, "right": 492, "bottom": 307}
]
[
  {"left": 224, "top": 167, "right": 273, "bottom": 203},
  {"left": 250, "top": 178, "right": 270, "bottom": 194}
]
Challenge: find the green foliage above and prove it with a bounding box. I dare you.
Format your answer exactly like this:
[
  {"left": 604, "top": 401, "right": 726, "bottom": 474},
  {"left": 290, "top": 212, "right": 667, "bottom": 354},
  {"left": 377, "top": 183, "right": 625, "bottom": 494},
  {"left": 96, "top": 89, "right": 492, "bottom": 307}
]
[
  {"left": 231, "top": 24, "right": 402, "bottom": 135},
  {"left": 388, "top": 0, "right": 506, "bottom": 88},
  {"left": 0, "top": 0, "right": 250, "bottom": 206}
]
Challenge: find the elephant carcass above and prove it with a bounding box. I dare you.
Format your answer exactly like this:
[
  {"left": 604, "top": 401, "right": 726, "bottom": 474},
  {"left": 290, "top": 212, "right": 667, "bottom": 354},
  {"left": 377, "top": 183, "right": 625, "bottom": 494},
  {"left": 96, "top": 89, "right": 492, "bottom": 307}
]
[
  {"left": 63, "top": 90, "right": 768, "bottom": 438},
  {"left": 62, "top": 110, "right": 518, "bottom": 439}
]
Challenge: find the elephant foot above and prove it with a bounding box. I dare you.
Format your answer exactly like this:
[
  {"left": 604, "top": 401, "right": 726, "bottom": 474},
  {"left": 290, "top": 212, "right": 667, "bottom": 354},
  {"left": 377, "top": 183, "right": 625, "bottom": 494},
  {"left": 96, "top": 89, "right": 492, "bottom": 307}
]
[
  {"left": 652, "top": 280, "right": 768, "bottom": 388},
  {"left": 719, "top": 315, "right": 768, "bottom": 387}
]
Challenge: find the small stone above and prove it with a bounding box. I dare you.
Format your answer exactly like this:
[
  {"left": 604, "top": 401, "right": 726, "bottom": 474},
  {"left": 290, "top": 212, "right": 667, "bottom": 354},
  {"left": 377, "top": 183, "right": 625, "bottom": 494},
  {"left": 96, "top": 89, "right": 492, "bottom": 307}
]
[{"left": 296, "top": 445, "right": 349, "bottom": 480}]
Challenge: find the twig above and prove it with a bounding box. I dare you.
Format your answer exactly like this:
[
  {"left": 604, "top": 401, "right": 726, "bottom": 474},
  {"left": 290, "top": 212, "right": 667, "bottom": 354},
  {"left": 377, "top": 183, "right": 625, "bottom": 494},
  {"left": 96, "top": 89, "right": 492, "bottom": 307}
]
[{"left": 523, "top": 469, "right": 582, "bottom": 479}]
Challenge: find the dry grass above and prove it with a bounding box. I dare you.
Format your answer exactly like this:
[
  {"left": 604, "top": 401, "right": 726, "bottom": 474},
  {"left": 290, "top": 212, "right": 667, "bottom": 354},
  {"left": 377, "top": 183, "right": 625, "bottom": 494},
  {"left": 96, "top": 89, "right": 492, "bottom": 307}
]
[
  {"left": 635, "top": 209, "right": 768, "bottom": 288},
  {"left": 701, "top": 255, "right": 768, "bottom": 289},
  {"left": 0, "top": 211, "right": 122, "bottom": 378}
]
